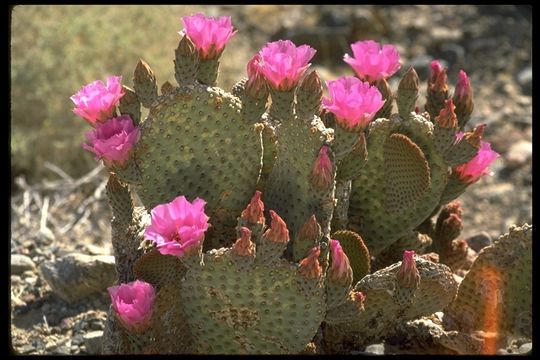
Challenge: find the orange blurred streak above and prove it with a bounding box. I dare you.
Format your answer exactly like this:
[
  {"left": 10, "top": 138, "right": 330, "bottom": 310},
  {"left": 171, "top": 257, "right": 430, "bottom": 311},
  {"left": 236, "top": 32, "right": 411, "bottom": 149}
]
[{"left": 481, "top": 266, "right": 502, "bottom": 354}]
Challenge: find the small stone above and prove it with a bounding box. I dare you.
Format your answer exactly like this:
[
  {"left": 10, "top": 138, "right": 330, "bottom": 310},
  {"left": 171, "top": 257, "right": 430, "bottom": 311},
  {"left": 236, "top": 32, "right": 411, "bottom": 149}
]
[
  {"left": 52, "top": 345, "right": 71, "bottom": 355},
  {"left": 518, "top": 343, "right": 532, "bottom": 354},
  {"left": 24, "top": 277, "right": 37, "bottom": 286},
  {"left": 39, "top": 253, "right": 116, "bottom": 303},
  {"left": 364, "top": 343, "right": 385, "bottom": 355},
  {"left": 466, "top": 232, "right": 493, "bottom": 253},
  {"left": 517, "top": 66, "right": 532, "bottom": 95},
  {"left": 10, "top": 275, "right": 22, "bottom": 285},
  {"left": 11, "top": 254, "right": 36, "bottom": 275},
  {"left": 18, "top": 344, "right": 36, "bottom": 354},
  {"left": 506, "top": 140, "right": 532, "bottom": 169},
  {"left": 84, "top": 330, "right": 103, "bottom": 355}
]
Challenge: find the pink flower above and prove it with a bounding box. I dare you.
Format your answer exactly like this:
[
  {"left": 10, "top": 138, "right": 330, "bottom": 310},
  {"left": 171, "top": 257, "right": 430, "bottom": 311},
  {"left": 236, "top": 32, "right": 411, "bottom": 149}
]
[
  {"left": 322, "top": 76, "right": 384, "bottom": 131},
  {"left": 82, "top": 115, "right": 140, "bottom": 168},
  {"left": 309, "top": 145, "right": 334, "bottom": 190},
  {"left": 257, "top": 40, "right": 316, "bottom": 91},
  {"left": 453, "top": 141, "right": 500, "bottom": 184},
  {"left": 180, "top": 13, "right": 237, "bottom": 60},
  {"left": 144, "top": 195, "right": 210, "bottom": 257},
  {"left": 71, "top": 76, "right": 124, "bottom": 126},
  {"left": 329, "top": 239, "right": 352, "bottom": 283},
  {"left": 108, "top": 280, "right": 155, "bottom": 333},
  {"left": 343, "top": 40, "right": 401, "bottom": 83},
  {"left": 396, "top": 250, "right": 420, "bottom": 289}
]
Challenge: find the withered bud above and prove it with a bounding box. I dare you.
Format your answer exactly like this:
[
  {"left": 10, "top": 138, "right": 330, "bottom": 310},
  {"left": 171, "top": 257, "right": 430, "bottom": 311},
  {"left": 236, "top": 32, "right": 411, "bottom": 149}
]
[
  {"left": 429, "top": 60, "right": 448, "bottom": 92},
  {"left": 463, "top": 124, "right": 486, "bottom": 149},
  {"left": 240, "top": 190, "right": 265, "bottom": 225},
  {"left": 263, "top": 210, "right": 289, "bottom": 243},
  {"left": 297, "top": 214, "right": 322, "bottom": 244},
  {"left": 232, "top": 227, "right": 255, "bottom": 256},
  {"left": 298, "top": 246, "right": 322, "bottom": 279},
  {"left": 435, "top": 98, "right": 458, "bottom": 128}
]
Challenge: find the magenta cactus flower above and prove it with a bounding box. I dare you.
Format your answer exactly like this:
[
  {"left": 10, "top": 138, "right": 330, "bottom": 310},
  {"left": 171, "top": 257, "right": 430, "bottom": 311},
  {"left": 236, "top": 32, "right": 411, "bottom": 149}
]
[
  {"left": 257, "top": 40, "right": 316, "bottom": 91},
  {"left": 328, "top": 239, "right": 352, "bottom": 283},
  {"left": 144, "top": 195, "right": 210, "bottom": 257},
  {"left": 309, "top": 145, "right": 334, "bottom": 190},
  {"left": 70, "top": 76, "right": 124, "bottom": 126},
  {"left": 343, "top": 40, "right": 401, "bottom": 83},
  {"left": 180, "top": 13, "right": 237, "bottom": 60},
  {"left": 82, "top": 114, "right": 140, "bottom": 168},
  {"left": 453, "top": 141, "right": 500, "bottom": 184},
  {"left": 322, "top": 76, "right": 385, "bottom": 131},
  {"left": 108, "top": 280, "right": 155, "bottom": 333}
]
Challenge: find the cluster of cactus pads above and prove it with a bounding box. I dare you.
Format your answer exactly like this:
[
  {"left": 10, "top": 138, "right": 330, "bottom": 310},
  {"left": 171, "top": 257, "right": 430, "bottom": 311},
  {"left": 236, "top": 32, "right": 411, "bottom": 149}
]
[{"left": 70, "top": 13, "right": 531, "bottom": 354}]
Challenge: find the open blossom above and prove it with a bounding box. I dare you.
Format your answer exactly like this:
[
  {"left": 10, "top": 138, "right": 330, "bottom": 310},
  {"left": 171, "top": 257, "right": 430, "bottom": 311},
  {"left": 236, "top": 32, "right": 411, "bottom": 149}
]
[
  {"left": 343, "top": 40, "right": 401, "bottom": 83},
  {"left": 322, "top": 76, "right": 384, "bottom": 131},
  {"left": 257, "top": 40, "right": 316, "bottom": 91},
  {"left": 453, "top": 140, "right": 500, "bottom": 184},
  {"left": 145, "top": 195, "right": 210, "bottom": 257},
  {"left": 83, "top": 115, "right": 140, "bottom": 168},
  {"left": 310, "top": 145, "right": 334, "bottom": 190},
  {"left": 108, "top": 280, "right": 155, "bottom": 333},
  {"left": 329, "top": 239, "right": 353, "bottom": 284},
  {"left": 181, "top": 13, "right": 237, "bottom": 60},
  {"left": 70, "top": 76, "right": 124, "bottom": 126}
]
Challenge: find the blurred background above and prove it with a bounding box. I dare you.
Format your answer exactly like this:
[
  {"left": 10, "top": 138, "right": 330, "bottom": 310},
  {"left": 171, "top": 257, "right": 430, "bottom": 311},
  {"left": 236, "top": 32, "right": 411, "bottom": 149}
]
[{"left": 10, "top": 5, "right": 532, "bottom": 354}]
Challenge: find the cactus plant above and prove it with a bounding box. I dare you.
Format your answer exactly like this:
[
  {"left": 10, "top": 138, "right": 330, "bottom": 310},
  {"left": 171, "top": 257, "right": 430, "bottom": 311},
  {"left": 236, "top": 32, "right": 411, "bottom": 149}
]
[{"left": 66, "top": 12, "right": 527, "bottom": 354}]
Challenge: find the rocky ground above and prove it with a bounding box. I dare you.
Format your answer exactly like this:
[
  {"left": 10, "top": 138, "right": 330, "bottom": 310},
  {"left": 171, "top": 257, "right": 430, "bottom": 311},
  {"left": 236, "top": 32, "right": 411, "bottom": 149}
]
[{"left": 10, "top": 5, "right": 532, "bottom": 355}]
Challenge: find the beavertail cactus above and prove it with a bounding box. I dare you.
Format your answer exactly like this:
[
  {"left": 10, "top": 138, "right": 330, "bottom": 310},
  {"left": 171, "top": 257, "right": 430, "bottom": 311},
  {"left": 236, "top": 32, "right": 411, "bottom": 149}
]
[{"left": 66, "top": 12, "right": 526, "bottom": 354}]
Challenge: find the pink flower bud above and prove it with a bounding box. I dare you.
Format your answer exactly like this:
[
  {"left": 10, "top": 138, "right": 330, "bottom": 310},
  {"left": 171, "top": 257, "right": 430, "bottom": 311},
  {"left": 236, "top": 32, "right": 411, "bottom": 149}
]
[
  {"left": 71, "top": 76, "right": 124, "bottom": 126},
  {"left": 322, "top": 76, "right": 385, "bottom": 131},
  {"left": 429, "top": 60, "right": 449, "bottom": 92},
  {"left": 257, "top": 40, "right": 316, "bottom": 91},
  {"left": 245, "top": 54, "right": 268, "bottom": 99},
  {"left": 108, "top": 280, "right": 155, "bottom": 333},
  {"left": 144, "top": 195, "right": 210, "bottom": 257},
  {"left": 232, "top": 227, "right": 255, "bottom": 256},
  {"left": 263, "top": 210, "right": 289, "bottom": 243},
  {"left": 309, "top": 145, "right": 334, "bottom": 190},
  {"left": 298, "top": 246, "right": 322, "bottom": 279},
  {"left": 82, "top": 115, "right": 140, "bottom": 168},
  {"left": 328, "top": 239, "right": 353, "bottom": 284},
  {"left": 180, "top": 13, "right": 237, "bottom": 60},
  {"left": 453, "top": 140, "right": 500, "bottom": 184},
  {"left": 354, "top": 291, "right": 366, "bottom": 304},
  {"left": 396, "top": 250, "right": 420, "bottom": 289},
  {"left": 240, "top": 190, "right": 265, "bottom": 225},
  {"left": 453, "top": 70, "right": 474, "bottom": 118},
  {"left": 343, "top": 40, "right": 401, "bottom": 83},
  {"left": 435, "top": 98, "right": 458, "bottom": 128},
  {"left": 297, "top": 215, "right": 321, "bottom": 243}
]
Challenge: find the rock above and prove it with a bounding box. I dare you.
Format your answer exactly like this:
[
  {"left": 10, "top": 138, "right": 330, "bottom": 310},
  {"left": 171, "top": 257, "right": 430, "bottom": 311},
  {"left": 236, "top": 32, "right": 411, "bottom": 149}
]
[
  {"left": 52, "top": 345, "right": 71, "bottom": 355},
  {"left": 364, "top": 343, "right": 385, "bottom": 355},
  {"left": 517, "top": 66, "right": 532, "bottom": 95},
  {"left": 39, "top": 253, "right": 116, "bottom": 304},
  {"left": 466, "top": 231, "right": 493, "bottom": 252},
  {"left": 11, "top": 254, "right": 36, "bottom": 275},
  {"left": 83, "top": 331, "right": 103, "bottom": 355},
  {"left": 18, "top": 344, "right": 36, "bottom": 354},
  {"left": 518, "top": 343, "right": 532, "bottom": 354},
  {"left": 505, "top": 140, "right": 532, "bottom": 169}
]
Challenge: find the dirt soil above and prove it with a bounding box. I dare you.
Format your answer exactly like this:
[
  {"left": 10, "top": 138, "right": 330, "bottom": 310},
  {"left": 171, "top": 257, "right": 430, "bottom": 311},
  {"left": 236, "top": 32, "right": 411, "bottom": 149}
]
[{"left": 10, "top": 5, "right": 532, "bottom": 355}]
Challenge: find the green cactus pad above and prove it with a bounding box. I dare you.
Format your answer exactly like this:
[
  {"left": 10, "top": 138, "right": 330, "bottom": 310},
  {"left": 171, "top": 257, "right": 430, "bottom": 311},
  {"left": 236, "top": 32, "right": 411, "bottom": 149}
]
[
  {"left": 123, "top": 83, "right": 263, "bottom": 249},
  {"left": 384, "top": 133, "right": 431, "bottom": 213},
  {"left": 264, "top": 115, "right": 334, "bottom": 239},
  {"left": 179, "top": 248, "right": 326, "bottom": 354},
  {"left": 445, "top": 224, "right": 532, "bottom": 339},
  {"left": 331, "top": 230, "right": 371, "bottom": 283},
  {"left": 348, "top": 114, "right": 449, "bottom": 256},
  {"left": 133, "top": 249, "right": 187, "bottom": 289}
]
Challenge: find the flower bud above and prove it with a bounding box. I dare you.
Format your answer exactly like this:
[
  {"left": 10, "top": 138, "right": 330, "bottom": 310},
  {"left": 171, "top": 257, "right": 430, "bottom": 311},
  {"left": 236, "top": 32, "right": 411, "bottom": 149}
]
[
  {"left": 396, "top": 250, "right": 420, "bottom": 289},
  {"left": 435, "top": 98, "right": 458, "bottom": 129},
  {"left": 263, "top": 210, "right": 289, "bottom": 243},
  {"left": 298, "top": 246, "right": 322, "bottom": 279},
  {"left": 309, "top": 145, "right": 334, "bottom": 190},
  {"left": 232, "top": 227, "right": 255, "bottom": 256},
  {"left": 240, "top": 191, "right": 265, "bottom": 225}
]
